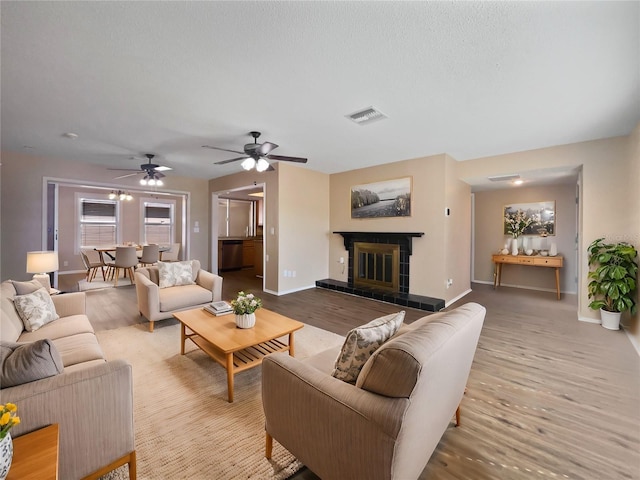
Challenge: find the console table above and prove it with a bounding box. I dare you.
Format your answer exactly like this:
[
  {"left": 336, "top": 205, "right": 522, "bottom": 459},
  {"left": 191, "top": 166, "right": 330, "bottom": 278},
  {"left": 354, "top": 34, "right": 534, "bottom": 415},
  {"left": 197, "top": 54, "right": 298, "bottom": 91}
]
[{"left": 492, "top": 254, "right": 563, "bottom": 300}]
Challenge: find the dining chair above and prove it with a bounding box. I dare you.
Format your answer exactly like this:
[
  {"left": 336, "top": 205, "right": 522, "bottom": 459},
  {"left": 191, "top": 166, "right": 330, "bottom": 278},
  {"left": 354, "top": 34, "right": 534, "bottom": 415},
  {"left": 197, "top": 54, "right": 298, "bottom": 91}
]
[
  {"left": 138, "top": 244, "right": 160, "bottom": 266},
  {"left": 160, "top": 243, "right": 181, "bottom": 262},
  {"left": 80, "top": 249, "right": 106, "bottom": 282},
  {"left": 112, "top": 246, "right": 138, "bottom": 287}
]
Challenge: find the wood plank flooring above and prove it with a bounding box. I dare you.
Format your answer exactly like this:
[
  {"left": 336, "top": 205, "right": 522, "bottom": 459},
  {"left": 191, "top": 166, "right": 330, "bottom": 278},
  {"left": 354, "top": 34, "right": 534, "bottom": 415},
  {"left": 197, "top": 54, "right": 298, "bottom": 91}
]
[{"left": 66, "top": 269, "right": 640, "bottom": 479}]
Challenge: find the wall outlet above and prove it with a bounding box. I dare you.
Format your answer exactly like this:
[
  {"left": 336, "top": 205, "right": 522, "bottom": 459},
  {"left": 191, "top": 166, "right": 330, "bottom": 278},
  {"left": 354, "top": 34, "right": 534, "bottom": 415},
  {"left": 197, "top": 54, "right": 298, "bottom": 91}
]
[
  {"left": 283, "top": 270, "right": 289, "bottom": 277},
  {"left": 63, "top": 260, "right": 69, "bottom": 267},
  {"left": 292, "top": 270, "right": 296, "bottom": 278},
  {"left": 446, "top": 278, "right": 453, "bottom": 288},
  {"left": 265, "top": 254, "right": 269, "bottom": 262},
  {"left": 339, "top": 257, "right": 344, "bottom": 264}
]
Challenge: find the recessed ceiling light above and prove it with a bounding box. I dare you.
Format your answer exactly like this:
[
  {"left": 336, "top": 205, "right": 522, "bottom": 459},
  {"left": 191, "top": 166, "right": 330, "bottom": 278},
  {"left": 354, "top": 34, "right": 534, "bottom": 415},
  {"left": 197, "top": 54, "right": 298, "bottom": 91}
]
[{"left": 62, "top": 132, "right": 78, "bottom": 139}]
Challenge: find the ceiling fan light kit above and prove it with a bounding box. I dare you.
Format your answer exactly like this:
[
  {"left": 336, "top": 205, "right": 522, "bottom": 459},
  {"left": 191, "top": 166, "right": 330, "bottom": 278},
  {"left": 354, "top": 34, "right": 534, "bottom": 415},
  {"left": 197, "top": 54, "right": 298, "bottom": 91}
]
[
  {"left": 109, "top": 153, "right": 170, "bottom": 184},
  {"left": 203, "top": 131, "right": 308, "bottom": 173}
]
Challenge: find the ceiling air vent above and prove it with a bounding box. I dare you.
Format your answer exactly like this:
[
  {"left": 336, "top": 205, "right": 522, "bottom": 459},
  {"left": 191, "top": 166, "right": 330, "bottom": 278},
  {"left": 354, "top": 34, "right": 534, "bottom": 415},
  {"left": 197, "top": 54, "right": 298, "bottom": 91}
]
[
  {"left": 488, "top": 174, "right": 520, "bottom": 182},
  {"left": 346, "top": 106, "right": 387, "bottom": 125}
]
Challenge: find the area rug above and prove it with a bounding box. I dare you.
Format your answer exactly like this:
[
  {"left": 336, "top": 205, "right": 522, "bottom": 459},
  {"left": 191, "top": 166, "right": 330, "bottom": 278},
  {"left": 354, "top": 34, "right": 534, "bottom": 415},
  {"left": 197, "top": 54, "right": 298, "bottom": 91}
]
[
  {"left": 96, "top": 320, "right": 344, "bottom": 480},
  {"left": 77, "top": 279, "right": 114, "bottom": 291}
]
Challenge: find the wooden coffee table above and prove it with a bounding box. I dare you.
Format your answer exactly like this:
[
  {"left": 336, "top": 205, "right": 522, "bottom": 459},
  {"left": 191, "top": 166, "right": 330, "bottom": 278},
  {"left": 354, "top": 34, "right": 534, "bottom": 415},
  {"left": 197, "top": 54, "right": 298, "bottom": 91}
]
[{"left": 173, "top": 307, "right": 304, "bottom": 402}]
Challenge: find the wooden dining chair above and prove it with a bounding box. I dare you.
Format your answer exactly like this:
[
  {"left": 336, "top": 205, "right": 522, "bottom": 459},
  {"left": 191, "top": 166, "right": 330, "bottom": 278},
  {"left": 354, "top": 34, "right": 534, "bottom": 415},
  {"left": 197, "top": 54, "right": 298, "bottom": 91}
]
[
  {"left": 112, "top": 246, "right": 138, "bottom": 287},
  {"left": 80, "top": 249, "right": 106, "bottom": 282},
  {"left": 138, "top": 244, "right": 159, "bottom": 266}
]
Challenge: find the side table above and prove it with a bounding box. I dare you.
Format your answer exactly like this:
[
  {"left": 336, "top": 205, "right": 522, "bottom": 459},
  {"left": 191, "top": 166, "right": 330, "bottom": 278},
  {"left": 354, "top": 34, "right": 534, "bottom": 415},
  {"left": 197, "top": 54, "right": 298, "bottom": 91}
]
[{"left": 7, "top": 424, "right": 59, "bottom": 480}]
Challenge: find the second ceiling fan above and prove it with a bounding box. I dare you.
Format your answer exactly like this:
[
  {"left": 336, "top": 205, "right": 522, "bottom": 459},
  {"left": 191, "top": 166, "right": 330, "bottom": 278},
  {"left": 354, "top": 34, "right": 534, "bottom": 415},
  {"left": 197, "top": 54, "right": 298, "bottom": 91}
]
[{"left": 203, "top": 131, "right": 308, "bottom": 172}]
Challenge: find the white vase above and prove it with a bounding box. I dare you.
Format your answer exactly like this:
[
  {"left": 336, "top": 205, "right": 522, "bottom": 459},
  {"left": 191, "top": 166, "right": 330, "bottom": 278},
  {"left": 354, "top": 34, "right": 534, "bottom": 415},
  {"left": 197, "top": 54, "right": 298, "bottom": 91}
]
[
  {"left": 235, "top": 313, "right": 256, "bottom": 329},
  {"left": 511, "top": 238, "right": 519, "bottom": 256},
  {"left": 549, "top": 242, "right": 558, "bottom": 256},
  {"left": 600, "top": 309, "right": 621, "bottom": 330},
  {"left": 0, "top": 433, "right": 13, "bottom": 480}
]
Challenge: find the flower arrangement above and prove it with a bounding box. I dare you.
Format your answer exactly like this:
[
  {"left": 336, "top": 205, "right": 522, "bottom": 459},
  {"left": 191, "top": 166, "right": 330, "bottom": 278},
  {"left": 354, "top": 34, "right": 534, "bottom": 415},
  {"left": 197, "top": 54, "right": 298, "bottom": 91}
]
[
  {"left": 504, "top": 209, "right": 533, "bottom": 238},
  {"left": 231, "top": 291, "right": 262, "bottom": 315},
  {"left": 0, "top": 403, "right": 20, "bottom": 439}
]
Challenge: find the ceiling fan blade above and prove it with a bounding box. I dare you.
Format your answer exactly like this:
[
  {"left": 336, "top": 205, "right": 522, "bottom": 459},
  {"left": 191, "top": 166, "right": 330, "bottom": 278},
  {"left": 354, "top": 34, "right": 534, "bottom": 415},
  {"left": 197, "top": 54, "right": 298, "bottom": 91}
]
[
  {"left": 258, "top": 142, "right": 278, "bottom": 155},
  {"left": 108, "top": 168, "right": 143, "bottom": 172},
  {"left": 267, "top": 164, "right": 275, "bottom": 172},
  {"left": 266, "top": 154, "right": 308, "bottom": 164},
  {"left": 214, "top": 156, "right": 249, "bottom": 165},
  {"left": 154, "top": 172, "right": 166, "bottom": 179},
  {"left": 113, "top": 172, "right": 141, "bottom": 179},
  {"left": 202, "top": 145, "right": 245, "bottom": 155}
]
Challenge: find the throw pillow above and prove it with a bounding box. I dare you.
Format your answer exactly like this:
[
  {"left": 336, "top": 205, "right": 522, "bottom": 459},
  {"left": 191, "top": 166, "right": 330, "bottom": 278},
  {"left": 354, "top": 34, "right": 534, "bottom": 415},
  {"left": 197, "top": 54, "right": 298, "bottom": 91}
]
[
  {"left": 158, "top": 261, "right": 195, "bottom": 288},
  {"left": 10, "top": 279, "right": 44, "bottom": 295},
  {"left": 12, "top": 287, "right": 59, "bottom": 332},
  {"left": 331, "top": 311, "right": 405, "bottom": 384},
  {"left": 0, "top": 339, "right": 64, "bottom": 388}
]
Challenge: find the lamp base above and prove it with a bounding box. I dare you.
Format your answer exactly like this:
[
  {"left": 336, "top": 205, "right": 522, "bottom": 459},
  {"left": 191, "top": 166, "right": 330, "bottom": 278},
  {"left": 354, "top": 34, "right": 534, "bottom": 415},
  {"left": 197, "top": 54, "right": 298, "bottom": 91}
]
[{"left": 32, "top": 273, "right": 52, "bottom": 293}]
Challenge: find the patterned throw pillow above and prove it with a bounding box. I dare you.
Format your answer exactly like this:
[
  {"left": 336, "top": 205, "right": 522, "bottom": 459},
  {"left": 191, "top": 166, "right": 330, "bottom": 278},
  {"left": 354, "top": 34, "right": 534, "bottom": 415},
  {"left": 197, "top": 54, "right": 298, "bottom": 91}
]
[
  {"left": 158, "top": 261, "right": 195, "bottom": 288},
  {"left": 331, "top": 311, "right": 405, "bottom": 384},
  {"left": 12, "top": 287, "right": 60, "bottom": 332}
]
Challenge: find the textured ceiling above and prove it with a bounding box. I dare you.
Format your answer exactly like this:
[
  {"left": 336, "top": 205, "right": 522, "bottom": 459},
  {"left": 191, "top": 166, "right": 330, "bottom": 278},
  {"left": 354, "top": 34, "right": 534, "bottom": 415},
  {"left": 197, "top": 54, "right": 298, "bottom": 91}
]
[{"left": 1, "top": 1, "right": 638, "bottom": 186}]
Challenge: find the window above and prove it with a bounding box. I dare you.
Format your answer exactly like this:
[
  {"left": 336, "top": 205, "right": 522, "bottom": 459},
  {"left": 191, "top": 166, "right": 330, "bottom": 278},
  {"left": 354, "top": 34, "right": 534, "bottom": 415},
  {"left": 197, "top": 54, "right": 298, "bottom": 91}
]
[
  {"left": 143, "top": 201, "right": 174, "bottom": 244},
  {"left": 79, "top": 198, "right": 118, "bottom": 247}
]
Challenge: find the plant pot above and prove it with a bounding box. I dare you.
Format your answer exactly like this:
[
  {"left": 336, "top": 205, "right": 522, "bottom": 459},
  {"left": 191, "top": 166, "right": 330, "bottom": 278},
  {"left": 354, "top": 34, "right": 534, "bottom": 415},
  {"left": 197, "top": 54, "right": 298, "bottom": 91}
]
[
  {"left": 0, "top": 432, "right": 13, "bottom": 480},
  {"left": 235, "top": 313, "right": 256, "bottom": 329},
  {"left": 600, "top": 308, "right": 621, "bottom": 330}
]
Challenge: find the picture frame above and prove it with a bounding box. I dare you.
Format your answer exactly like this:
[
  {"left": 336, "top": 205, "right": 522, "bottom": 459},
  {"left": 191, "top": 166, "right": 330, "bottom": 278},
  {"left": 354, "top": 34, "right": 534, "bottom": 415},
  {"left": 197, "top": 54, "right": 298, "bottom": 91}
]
[
  {"left": 351, "top": 177, "right": 412, "bottom": 219},
  {"left": 503, "top": 201, "right": 556, "bottom": 236}
]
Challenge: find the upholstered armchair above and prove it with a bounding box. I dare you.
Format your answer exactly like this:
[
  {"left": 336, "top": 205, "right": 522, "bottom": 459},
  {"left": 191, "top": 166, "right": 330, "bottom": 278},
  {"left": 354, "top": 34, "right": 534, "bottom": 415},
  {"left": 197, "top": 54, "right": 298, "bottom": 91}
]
[
  {"left": 262, "top": 303, "right": 486, "bottom": 480},
  {"left": 134, "top": 260, "right": 223, "bottom": 332}
]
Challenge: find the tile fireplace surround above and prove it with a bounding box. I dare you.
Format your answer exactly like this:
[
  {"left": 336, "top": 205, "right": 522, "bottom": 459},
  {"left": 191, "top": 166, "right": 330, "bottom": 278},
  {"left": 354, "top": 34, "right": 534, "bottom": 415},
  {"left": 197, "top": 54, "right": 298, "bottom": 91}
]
[{"left": 316, "top": 232, "right": 445, "bottom": 312}]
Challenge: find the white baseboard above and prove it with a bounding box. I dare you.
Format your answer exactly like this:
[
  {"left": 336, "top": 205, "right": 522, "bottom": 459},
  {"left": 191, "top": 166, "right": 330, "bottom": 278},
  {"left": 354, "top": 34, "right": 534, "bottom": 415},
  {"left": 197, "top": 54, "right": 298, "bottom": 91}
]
[
  {"left": 623, "top": 327, "right": 640, "bottom": 356},
  {"left": 445, "top": 289, "right": 472, "bottom": 308},
  {"left": 58, "top": 270, "right": 85, "bottom": 275},
  {"left": 577, "top": 314, "right": 600, "bottom": 324},
  {"left": 473, "top": 279, "right": 576, "bottom": 295},
  {"left": 264, "top": 285, "right": 316, "bottom": 296}
]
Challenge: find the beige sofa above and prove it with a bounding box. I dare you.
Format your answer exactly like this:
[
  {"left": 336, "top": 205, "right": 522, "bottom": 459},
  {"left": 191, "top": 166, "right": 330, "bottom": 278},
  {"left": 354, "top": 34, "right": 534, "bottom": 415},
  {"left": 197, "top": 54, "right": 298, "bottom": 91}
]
[
  {"left": 262, "top": 302, "right": 486, "bottom": 480},
  {"left": 0, "top": 280, "right": 136, "bottom": 480},
  {"left": 134, "top": 260, "right": 223, "bottom": 332}
]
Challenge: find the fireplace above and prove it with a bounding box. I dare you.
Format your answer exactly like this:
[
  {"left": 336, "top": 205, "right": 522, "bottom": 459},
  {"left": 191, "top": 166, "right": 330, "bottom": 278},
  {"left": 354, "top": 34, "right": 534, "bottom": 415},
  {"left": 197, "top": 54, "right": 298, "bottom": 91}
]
[
  {"left": 354, "top": 242, "right": 400, "bottom": 292},
  {"left": 316, "top": 231, "right": 444, "bottom": 312}
]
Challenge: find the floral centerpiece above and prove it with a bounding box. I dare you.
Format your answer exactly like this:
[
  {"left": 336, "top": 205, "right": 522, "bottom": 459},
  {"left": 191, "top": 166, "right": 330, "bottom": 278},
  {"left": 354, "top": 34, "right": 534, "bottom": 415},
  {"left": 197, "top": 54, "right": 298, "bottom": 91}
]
[
  {"left": 0, "top": 404, "right": 19, "bottom": 440},
  {"left": 231, "top": 291, "right": 262, "bottom": 329},
  {"left": 504, "top": 209, "right": 533, "bottom": 238}
]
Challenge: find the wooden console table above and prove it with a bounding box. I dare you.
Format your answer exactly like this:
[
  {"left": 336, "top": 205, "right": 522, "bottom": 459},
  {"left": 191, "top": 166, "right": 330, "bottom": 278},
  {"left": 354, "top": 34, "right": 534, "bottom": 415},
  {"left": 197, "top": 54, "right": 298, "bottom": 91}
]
[
  {"left": 492, "top": 254, "right": 563, "bottom": 300},
  {"left": 7, "top": 423, "right": 59, "bottom": 480}
]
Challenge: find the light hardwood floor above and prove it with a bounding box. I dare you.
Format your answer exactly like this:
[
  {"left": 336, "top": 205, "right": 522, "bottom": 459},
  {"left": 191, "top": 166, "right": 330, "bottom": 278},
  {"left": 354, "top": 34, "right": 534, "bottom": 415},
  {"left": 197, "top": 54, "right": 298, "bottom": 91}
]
[{"left": 60, "top": 269, "right": 640, "bottom": 479}]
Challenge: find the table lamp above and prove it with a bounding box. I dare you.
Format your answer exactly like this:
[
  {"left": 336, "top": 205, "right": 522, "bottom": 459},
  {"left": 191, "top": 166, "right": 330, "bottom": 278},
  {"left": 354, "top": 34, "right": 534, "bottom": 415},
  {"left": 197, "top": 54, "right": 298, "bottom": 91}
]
[{"left": 26, "top": 251, "right": 59, "bottom": 293}]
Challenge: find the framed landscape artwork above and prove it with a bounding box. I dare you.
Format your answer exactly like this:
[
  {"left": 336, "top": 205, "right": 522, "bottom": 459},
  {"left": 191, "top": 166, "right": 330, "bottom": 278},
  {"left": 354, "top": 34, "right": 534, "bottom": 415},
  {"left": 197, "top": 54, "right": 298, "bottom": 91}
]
[
  {"left": 351, "top": 177, "right": 412, "bottom": 219},
  {"left": 503, "top": 201, "right": 556, "bottom": 236}
]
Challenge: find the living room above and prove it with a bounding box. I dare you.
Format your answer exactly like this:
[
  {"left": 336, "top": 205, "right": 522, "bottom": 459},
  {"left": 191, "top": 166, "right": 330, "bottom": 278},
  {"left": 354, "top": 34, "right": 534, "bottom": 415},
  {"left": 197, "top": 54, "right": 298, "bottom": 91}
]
[{"left": 1, "top": 2, "right": 639, "bottom": 479}]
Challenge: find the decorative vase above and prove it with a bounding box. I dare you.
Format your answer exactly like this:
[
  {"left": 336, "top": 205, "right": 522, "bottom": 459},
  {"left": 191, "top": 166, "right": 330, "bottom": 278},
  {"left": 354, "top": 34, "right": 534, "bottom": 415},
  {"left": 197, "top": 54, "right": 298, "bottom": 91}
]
[
  {"left": 549, "top": 242, "right": 558, "bottom": 256},
  {"left": 600, "top": 309, "right": 621, "bottom": 331},
  {"left": 0, "top": 433, "right": 13, "bottom": 480},
  {"left": 511, "top": 238, "right": 519, "bottom": 256},
  {"left": 235, "top": 313, "right": 256, "bottom": 329}
]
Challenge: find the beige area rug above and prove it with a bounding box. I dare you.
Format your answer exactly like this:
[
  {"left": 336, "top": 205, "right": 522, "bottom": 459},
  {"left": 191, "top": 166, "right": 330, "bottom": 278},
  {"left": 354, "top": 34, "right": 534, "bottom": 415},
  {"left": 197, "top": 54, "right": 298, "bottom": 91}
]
[
  {"left": 77, "top": 279, "right": 115, "bottom": 291},
  {"left": 96, "top": 321, "right": 344, "bottom": 480}
]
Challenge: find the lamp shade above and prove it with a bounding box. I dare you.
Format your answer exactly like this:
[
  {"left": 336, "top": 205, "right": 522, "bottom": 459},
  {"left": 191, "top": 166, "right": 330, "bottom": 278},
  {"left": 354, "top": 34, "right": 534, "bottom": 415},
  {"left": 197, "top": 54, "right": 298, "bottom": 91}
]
[{"left": 26, "top": 251, "right": 59, "bottom": 274}]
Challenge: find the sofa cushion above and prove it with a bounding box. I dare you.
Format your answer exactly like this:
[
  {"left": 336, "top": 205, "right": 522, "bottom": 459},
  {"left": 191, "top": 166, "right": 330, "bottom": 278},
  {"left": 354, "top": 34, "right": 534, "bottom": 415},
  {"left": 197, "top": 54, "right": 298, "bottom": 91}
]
[
  {"left": 10, "top": 279, "right": 43, "bottom": 295},
  {"left": 0, "top": 339, "right": 64, "bottom": 388},
  {"left": 1, "top": 282, "right": 24, "bottom": 343},
  {"left": 18, "top": 314, "right": 94, "bottom": 343},
  {"left": 51, "top": 333, "right": 105, "bottom": 367},
  {"left": 331, "top": 311, "right": 404, "bottom": 384},
  {"left": 158, "top": 261, "right": 195, "bottom": 288},
  {"left": 12, "top": 287, "right": 59, "bottom": 332},
  {"left": 159, "top": 284, "right": 213, "bottom": 312}
]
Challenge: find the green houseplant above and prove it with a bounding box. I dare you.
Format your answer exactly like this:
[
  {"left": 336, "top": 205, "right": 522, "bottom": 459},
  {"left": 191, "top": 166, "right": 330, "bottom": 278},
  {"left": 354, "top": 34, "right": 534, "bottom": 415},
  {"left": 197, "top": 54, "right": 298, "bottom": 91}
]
[{"left": 587, "top": 238, "right": 638, "bottom": 330}]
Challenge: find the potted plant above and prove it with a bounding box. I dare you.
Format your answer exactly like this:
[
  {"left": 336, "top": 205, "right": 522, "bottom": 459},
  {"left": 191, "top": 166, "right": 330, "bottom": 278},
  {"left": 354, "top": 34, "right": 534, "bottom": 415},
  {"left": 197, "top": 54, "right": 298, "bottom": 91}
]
[
  {"left": 587, "top": 238, "right": 638, "bottom": 330},
  {"left": 231, "top": 291, "right": 262, "bottom": 329}
]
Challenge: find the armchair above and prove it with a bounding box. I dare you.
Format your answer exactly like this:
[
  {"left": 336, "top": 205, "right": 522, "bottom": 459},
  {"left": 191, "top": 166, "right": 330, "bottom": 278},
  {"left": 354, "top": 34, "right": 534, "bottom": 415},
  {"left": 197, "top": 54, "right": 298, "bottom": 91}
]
[
  {"left": 262, "top": 303, "right": 486, "bottom": 480},
  {"left": 135, "top": 260, "right": 223, "bottom": 332}
]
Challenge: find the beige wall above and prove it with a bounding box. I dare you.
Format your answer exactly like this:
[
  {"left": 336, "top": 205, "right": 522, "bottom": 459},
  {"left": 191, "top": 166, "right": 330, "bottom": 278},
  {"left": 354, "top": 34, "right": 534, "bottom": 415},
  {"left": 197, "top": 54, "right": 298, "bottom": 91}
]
[
  {"left": 473, "top": 183, "right": 577, "bottom": 293},
  {"left": 329, "top": 153, "right": 471, "bottom": 303},
  {"left": 624, "top": 123, "right": 640, "bottom": 344},
  {"left": 0, "top": 151, "right": 210, "bottom": 282},
  {"left": 457, "top": 129, "right": 640, "bottom": 324},
  {"left": 277, "top": 163, "right": 330, "bottom": 293}
]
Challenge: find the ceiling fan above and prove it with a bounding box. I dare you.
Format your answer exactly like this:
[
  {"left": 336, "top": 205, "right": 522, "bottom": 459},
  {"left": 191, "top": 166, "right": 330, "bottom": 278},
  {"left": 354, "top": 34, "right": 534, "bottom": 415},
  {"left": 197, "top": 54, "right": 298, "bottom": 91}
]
[
  {"left": 109, "top": 154, "right": 172, "bottom": 186},
  {"left": 203, "top": 131, "right": 308, "bottom": 172}
]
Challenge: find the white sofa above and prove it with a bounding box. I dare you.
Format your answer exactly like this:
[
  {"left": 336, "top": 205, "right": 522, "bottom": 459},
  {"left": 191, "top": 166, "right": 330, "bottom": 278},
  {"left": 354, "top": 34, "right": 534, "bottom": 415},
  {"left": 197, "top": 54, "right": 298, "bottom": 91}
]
[
  {"left": 0, "top": 280, "right": 136, "bottom": 480},
  {"left": 134, "top": 260, "right": 223, "bottom": 331}
]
